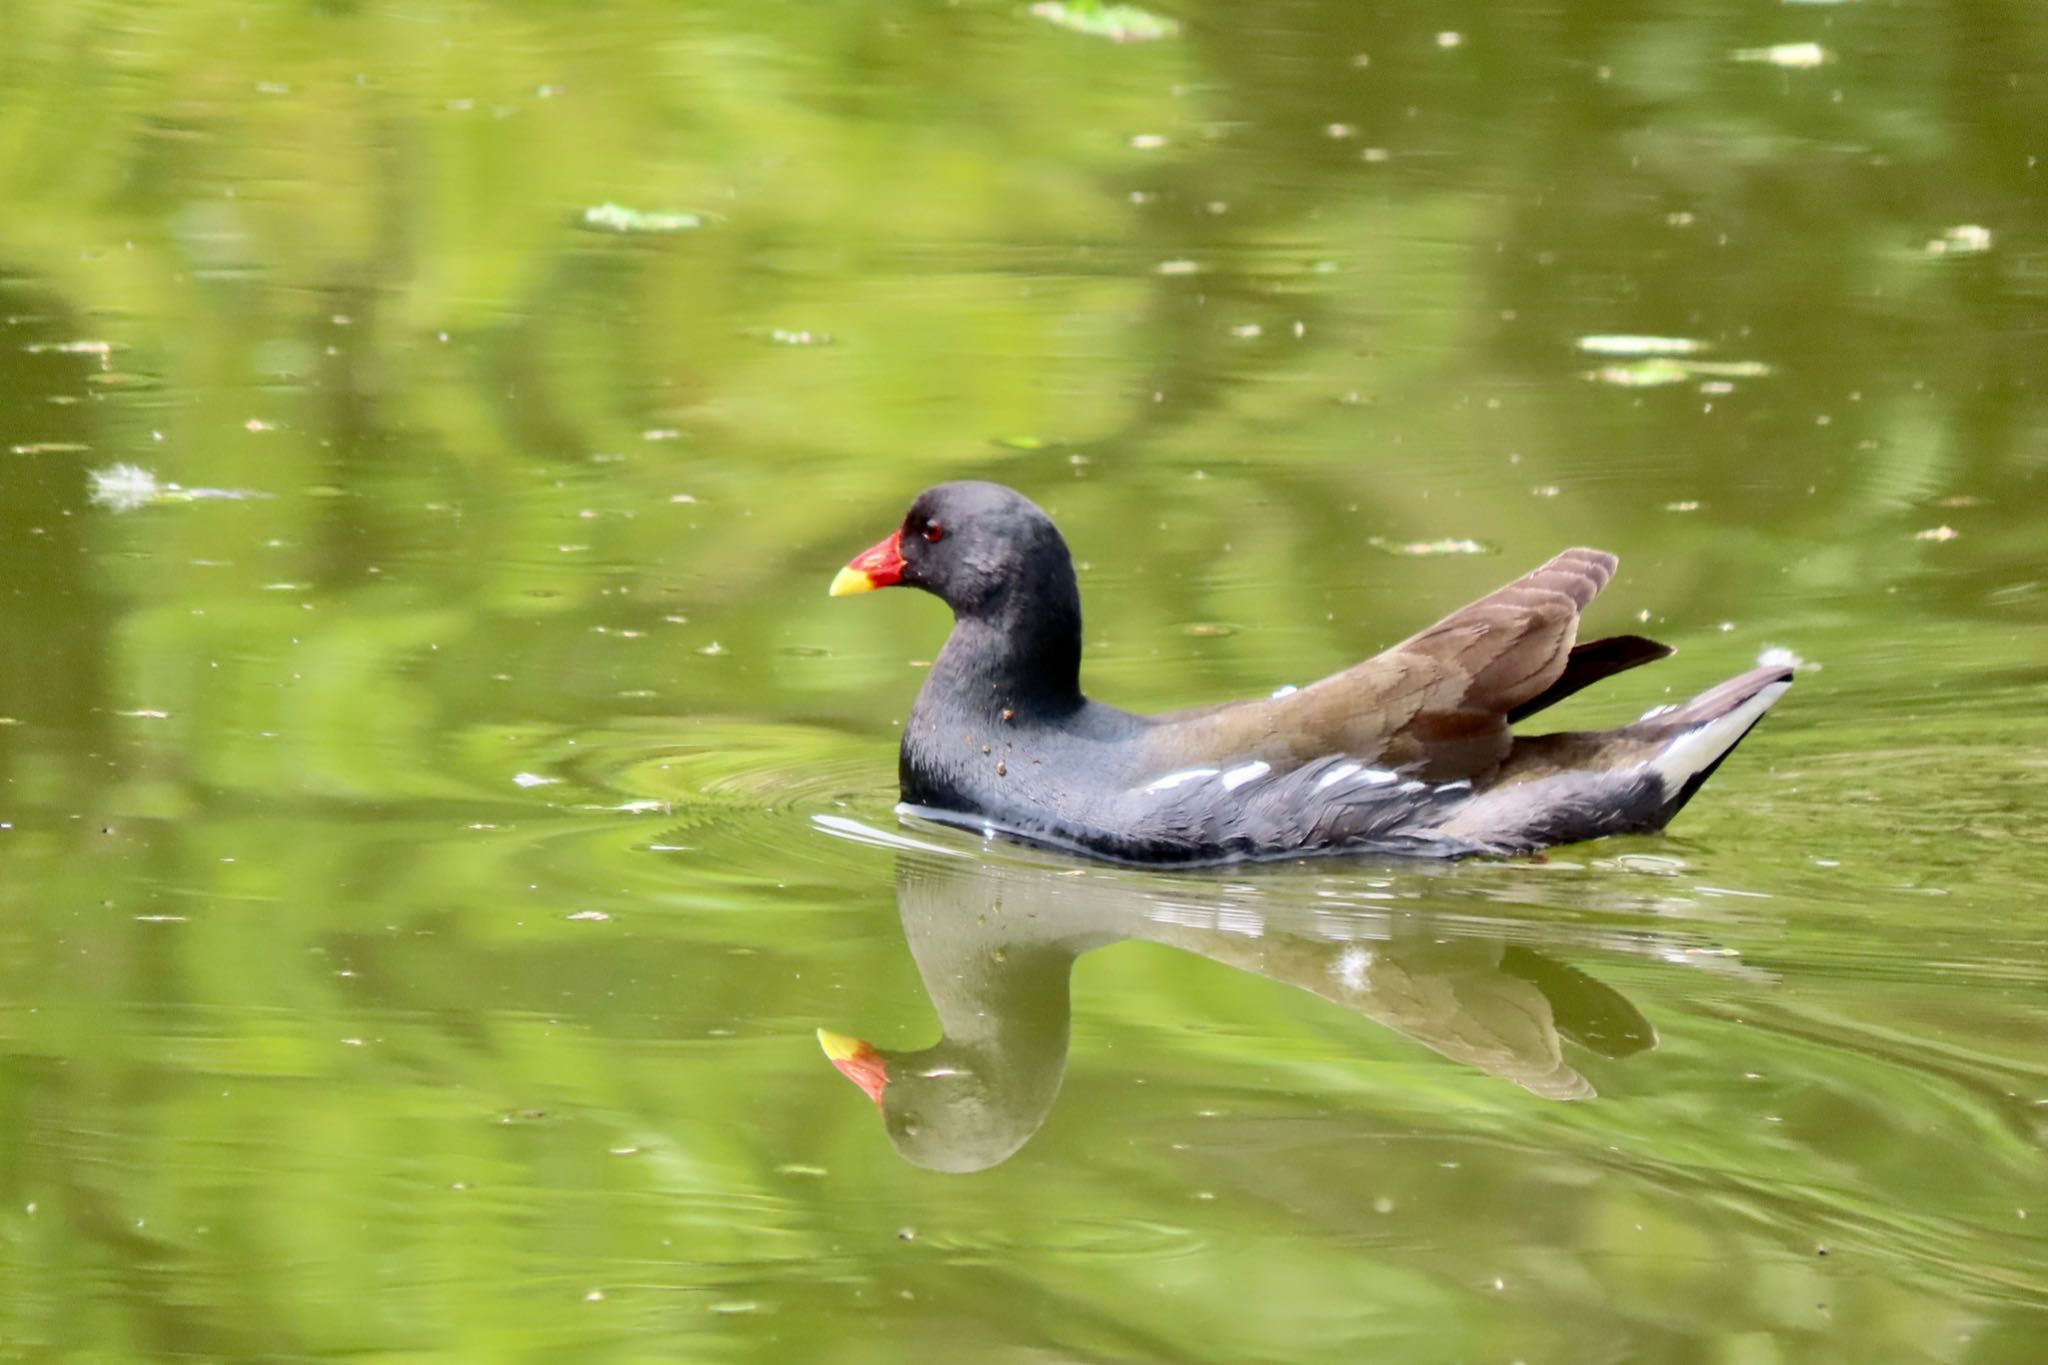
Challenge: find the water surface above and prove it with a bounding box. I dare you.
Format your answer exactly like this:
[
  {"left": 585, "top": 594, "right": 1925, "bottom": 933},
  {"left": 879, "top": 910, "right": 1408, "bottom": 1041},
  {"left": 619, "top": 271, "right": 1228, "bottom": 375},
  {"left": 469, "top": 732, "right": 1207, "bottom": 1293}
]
[{"left": 2, "top": 1, "right": 2046, "bottom": 1359}]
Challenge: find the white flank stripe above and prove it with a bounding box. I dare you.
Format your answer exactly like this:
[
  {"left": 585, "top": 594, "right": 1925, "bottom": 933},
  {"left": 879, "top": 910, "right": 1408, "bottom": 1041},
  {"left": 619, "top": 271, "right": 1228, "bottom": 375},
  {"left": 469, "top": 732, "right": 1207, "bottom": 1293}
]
[
  {"left": 1144, "top": 767, "right": 1219, "bottom": 794},
  {"left": 1315, "top": 761, "right": 1362, "bottom": 791},
  {"left": 1220, "top": 761, "right": 1271, "bottom": 791}
]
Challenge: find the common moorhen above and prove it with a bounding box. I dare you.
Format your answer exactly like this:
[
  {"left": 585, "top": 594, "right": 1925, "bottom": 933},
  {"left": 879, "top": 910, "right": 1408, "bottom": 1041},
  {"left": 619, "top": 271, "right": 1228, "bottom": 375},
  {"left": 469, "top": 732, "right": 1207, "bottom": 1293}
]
[{"left": 830, "top": 481, "right": 1790, "bottom": 864}]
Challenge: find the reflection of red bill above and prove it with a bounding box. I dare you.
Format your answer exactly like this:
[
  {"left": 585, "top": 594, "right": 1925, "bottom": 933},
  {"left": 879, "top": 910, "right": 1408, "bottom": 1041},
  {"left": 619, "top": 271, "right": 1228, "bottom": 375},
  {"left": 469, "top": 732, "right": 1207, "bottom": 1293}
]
[{"left": 816, "top": 1028, "right": 888, "bottom": 1105}]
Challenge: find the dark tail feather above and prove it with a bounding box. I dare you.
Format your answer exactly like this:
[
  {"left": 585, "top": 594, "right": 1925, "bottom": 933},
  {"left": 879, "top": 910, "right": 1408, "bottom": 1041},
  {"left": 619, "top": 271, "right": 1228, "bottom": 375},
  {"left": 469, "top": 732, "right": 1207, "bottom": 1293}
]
[{"left": 1507, "top": 634, "right": 1675, "bottom": 723}]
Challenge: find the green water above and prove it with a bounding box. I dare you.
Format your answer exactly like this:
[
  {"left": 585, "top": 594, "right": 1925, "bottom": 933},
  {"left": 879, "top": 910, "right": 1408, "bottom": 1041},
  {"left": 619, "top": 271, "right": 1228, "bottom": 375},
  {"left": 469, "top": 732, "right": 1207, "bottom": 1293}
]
[{"left": 3, "top": 1, "right": 2046, "bottom": 1359}]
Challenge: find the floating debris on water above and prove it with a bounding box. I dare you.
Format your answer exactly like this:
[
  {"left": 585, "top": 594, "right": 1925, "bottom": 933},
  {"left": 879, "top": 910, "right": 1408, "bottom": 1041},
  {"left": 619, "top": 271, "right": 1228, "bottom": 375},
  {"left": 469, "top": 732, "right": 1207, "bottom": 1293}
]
[
  {"left": 10, "top": 442, "right": 90, "bottom": 456},
  {"left": 512, "top": 772, "right": 559, "bottom": 788},
  {"left": 1604, "top": 853, "right": 1687, "bottom": 876},
  {"left": 1156, "top": 259, "right": 1201, "bottom": 275},
  {"left": 1369, "top": 537, "right": 1496, "bottom": 557},
  {"left": 88, "top": 464, "right": 163, "bottom": 511},
  {"left": 735, "top": 326, "right": 834, "bottom": 348},
  {"left": 1758, "top": 645, "right": 1818, "bottom": 672},
  {"left": 1585, "top": 358, "right": 1773, "bottom": 388},
  {"left": 566, "top": 910, "right": 611, "bottom": 922},
  {"left": 1733, "top": 41, "right": 1830, "bottom": 68},
  {"left": 1665, "top": 500, "right": 1702, "bottom": 512},
  {"left": 1576, "top": 335, "right": 1708, "bottom": 356},
  {"left": 1028, "top": 2, "right": 1180, "bottom": 43},
  {"left": 578, "top": 203, "right": 703, "bottom": 234},
  {"left": 88, "top": 464, "right": 272, "bottom": 512},
  {"left": 22, "top": 339, "right": 124, "bottom": 358},
  {"left": 1586, "top": 360, "right": 1691, "bottom": 387},
  {"left": 1914, "top": 525, "right": 1959, "bottom": 542},
  {"left": 1925, "top": 224, "right": 1993, "bottom": 256}
]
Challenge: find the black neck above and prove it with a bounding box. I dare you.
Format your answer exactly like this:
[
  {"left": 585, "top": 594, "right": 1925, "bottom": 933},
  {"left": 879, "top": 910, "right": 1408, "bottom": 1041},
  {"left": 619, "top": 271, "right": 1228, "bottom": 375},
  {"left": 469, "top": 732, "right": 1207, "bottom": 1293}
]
[{"left": 928, "top": 571, "right": 1084, "bottom": 717}]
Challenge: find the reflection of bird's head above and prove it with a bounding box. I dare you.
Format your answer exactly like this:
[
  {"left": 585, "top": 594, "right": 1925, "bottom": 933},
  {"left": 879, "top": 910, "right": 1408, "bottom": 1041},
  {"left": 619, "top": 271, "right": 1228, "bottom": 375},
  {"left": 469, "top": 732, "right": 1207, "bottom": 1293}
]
[
  {"left": 816, "top": 1026, "right": 1064, "bottom": 1174},
  {"left": 819, "top": 1023, "right": 1073, "bottom": 1178}
]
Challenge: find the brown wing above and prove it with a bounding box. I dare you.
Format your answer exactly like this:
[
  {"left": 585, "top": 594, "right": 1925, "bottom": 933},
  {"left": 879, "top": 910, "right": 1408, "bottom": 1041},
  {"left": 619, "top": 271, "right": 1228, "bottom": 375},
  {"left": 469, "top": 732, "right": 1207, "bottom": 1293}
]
[{"left": 1146, "top": 549, "right": 1621, "bottom": 780}]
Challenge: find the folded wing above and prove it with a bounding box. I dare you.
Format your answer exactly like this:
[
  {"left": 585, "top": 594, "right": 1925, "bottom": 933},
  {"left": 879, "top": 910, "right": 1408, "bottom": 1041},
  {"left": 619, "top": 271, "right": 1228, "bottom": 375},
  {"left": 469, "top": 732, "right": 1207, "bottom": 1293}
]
[{"left": 1148, "top": 549, "right": 1658, "bottom": 782}]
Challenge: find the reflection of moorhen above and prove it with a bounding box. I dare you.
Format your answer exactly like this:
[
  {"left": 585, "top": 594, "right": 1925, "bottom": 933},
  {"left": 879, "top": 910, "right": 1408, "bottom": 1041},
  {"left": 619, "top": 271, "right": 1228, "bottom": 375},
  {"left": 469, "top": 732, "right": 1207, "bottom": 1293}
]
[
  {"left": 829, "top": 482, "right": 1790, "bottom": 864},
  {"left": 820, "top": 852, "right": 1653, "bottom": 1173}
]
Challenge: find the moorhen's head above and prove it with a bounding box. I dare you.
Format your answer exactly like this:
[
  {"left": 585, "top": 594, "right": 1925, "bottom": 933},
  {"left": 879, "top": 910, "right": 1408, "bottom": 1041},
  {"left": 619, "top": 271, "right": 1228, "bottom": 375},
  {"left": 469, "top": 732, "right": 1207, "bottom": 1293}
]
[{"left": 828, "top": 481, "right": 1073, "bottom": 619}]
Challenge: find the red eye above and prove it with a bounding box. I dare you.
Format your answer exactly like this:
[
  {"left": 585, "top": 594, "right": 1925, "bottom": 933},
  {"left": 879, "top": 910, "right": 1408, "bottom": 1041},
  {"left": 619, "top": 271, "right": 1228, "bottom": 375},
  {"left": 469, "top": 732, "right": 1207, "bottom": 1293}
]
[{"left": 922, "top": 522, "right": 944, "bottom": 544}]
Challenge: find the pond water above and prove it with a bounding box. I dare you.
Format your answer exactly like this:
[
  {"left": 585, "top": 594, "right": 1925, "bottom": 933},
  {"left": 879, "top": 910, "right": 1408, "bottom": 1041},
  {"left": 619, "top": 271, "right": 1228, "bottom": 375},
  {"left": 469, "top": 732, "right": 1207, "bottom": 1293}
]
[{"left": 3, "top": 1, "right": 2046, "bottom": 1359}]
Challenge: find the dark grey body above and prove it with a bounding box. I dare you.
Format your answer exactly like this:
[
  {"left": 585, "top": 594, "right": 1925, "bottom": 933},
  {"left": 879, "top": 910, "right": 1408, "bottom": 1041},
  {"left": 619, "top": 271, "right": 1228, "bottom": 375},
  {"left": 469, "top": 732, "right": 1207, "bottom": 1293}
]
[
  {"left": 900, "top": 615, "right": 1790, "bottom": 865},
  {"left": 902, "top": 685, "right": 1482, "bottom": 861},
  {"left": 857, "top": 482, "right": 1791, "bottom": 866}
]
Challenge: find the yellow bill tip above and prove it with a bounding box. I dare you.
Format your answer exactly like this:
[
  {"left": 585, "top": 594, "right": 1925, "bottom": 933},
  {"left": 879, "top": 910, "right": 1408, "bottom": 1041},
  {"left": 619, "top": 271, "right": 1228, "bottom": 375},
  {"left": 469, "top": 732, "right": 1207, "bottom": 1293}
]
[{"left": 828, "top": 566, "right": 877, "bottom": 597}]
